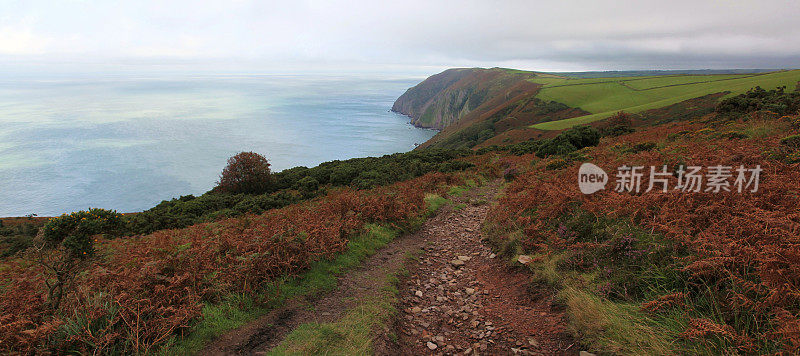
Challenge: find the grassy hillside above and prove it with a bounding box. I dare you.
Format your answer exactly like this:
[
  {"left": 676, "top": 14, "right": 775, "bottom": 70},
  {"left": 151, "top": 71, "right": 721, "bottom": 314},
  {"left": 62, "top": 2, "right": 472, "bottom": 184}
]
[
  {"left": 396, "top": 68, "right": 800, "bottom": 150},
  {"left": 531, "top": 70, "right": 800, "bottom": 129}
]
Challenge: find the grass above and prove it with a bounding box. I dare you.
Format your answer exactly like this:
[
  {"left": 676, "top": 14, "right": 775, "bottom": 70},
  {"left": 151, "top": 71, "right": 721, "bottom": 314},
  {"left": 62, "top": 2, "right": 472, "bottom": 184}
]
[
  {"left": 561, "top": 286, "right": 680, "bottom": 355},
  {"left": 266, "top": 296, "right": 393, "bottom": 355},
  {"left": 529, "top": 70, "right": 800, "bottom": 130},
  {"left": 447, "top": 185, "right": 469, "bottom": 196},
  {"left": 485, "top": 212, "right": 697, "bottom": 355},
  {"left": 267, "top": 250, "right": 421, "bottom": 355},
  {"left": 518, "top": 251, "right": 684, "bottom": 356},
  {"left": 266, "top": 265, "right": 410, "bottom": 355},
  {"left": 158, "top": 194, "right": 449, "bottom": 355},
  {"left": 424, "top": 193, "right": 449, "bottom": 215}
]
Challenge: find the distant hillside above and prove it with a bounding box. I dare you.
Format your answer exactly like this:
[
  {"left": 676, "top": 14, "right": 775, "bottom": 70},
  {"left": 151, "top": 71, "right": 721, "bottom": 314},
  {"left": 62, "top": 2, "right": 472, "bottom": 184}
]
[
  {"left": 531, "top": 69, "right": 800, "bottom": 129},
  {"left": 398, "top": 68, "right": 800, "bottom": 149},
  {"left": 393, "top": 68, "right": 589, "bottom": 149},
  {"left": 391, "top": 68, "right": 541, "bottom": 130},
  {"left": 551, "top": 69, "right": 779, "bottom": 78}
]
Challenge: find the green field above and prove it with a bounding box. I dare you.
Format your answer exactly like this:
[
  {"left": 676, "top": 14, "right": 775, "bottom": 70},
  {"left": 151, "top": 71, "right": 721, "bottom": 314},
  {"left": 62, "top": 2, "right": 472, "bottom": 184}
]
[{"left": 530, "top": 70, "right": 800, "bottom": 130}]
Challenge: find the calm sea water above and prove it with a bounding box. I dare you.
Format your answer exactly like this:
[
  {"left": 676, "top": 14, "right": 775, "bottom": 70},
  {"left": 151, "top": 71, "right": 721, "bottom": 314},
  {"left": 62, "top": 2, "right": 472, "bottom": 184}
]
[{"left": 0, "top": 74, "right": 435, "bottom": 216}]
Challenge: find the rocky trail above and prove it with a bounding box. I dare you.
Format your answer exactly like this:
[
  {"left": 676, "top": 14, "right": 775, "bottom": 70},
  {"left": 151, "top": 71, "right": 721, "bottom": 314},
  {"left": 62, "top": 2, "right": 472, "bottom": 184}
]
[
  {"left": 203, "top": 180, "right": 578, "bottom": 355},
  {"left": 378, "top": 181, "right": 576, "bottom": 356}
]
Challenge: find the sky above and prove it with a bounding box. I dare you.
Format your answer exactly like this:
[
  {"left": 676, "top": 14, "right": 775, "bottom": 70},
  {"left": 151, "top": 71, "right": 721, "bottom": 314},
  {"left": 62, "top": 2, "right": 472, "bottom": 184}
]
[{"left": 0, "top": 0, "right": 798, "bottom": 74}]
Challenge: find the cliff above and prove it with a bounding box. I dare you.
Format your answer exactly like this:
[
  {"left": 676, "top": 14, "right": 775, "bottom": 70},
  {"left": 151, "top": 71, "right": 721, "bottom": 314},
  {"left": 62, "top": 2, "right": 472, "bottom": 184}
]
[
  {"left": 394, "top": 68, "right": 589, "bottom": 149},
  {"left": 392, "top": 68, "right": 537, "bottom": 130}
]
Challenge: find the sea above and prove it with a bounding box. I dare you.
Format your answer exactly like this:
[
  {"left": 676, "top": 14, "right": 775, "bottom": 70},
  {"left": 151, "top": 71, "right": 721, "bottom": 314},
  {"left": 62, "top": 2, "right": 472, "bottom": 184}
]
[{"left": 0, "top": 73, "right": 436, "bottom": 216}]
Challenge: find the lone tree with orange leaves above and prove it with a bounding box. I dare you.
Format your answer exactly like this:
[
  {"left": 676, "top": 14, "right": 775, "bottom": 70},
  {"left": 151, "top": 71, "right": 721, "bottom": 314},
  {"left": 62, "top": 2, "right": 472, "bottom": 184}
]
[{"left": 217, "top": 151, "right": 274, "bottom": 194}]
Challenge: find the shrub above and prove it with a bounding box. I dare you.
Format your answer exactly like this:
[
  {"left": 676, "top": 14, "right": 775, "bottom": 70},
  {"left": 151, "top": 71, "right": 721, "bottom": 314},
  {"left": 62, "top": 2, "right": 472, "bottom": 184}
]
[
  {"left": 599, "top": 111, "right": 636, "bottom": 137},
  {"left": 780, "top": 134, "right": 800, "bottom": 148},
  {"left": 561, "top": 126, "right": 601, "bottom": 149},
  {"left": 296, "top": 176, "right": 320, "bottom": 194},
  {"left": 42, "top": 208, "right": 124, "bottom": 257},
  {"left": 31, "top": 209, "right": 123, "bottom": 310},
  {"left": 545, "top": 158, "right": 571, "bottom": 170},
  {"left": 216, "top": 152, "right": 274, "bottom": 194},
  {"left": 716, "top": 86, "right": 800, "bottom": 116},
  {"left": 536, "top": 136, "right": 577, "bottom": 157}
]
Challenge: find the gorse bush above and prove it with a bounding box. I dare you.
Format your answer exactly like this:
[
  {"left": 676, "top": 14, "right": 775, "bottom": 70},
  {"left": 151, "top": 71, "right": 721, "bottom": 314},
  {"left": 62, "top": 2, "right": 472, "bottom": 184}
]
[
  {"left": 20, "top": 209, "right": 125, "bottom": 313},
  {"left": 216, "top": 151, "right": 274, "bottom": 194},
  {"left": 43, "top": 208, "right": 124, "bottom": 257}
]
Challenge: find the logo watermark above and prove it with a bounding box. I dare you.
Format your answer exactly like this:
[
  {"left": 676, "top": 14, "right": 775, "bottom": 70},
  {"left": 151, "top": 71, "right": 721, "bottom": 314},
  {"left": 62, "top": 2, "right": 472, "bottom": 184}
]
[
  {"left": 578, "top": 163, "right": 608, "bottom": 194},
  {"left": 579, "top": 164, "right": 762, "bottom": 194}
]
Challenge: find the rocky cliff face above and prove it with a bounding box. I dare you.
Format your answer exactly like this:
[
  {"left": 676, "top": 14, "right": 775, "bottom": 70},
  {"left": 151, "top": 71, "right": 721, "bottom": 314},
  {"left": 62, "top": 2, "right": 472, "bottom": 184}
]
[
  {"left": 392, "top": 68, "right": 532, "bottom": 130},
  {"left": 393, "top": 68, "right": 590, "bottom": 150}
]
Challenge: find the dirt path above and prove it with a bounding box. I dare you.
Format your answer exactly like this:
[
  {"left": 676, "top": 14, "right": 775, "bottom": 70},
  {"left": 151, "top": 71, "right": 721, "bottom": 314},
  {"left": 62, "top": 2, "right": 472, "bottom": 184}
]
[
  {"left": 203, "top": 180, "right": 577, "bottom": 355},
  {"left": 380, "top": 180, "right": 577, "bottom": 356},
  {"left": 201, "top": 195, "right": 442, "bottom": 355}
]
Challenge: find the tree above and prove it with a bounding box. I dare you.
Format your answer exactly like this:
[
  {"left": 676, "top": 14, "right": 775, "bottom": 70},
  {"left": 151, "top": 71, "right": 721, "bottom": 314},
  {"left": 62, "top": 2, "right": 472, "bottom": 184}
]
[{"left": 217, "top": 151, "right": 274, "bottom": 194}]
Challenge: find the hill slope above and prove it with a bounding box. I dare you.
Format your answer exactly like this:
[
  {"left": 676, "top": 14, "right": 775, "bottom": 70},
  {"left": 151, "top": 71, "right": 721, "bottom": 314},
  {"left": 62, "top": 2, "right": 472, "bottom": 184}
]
[
  {"left": 393, "top": 68, "right": 590, "bottom": 149},
  {"left": 397, "top": 68, "right": 800, "bottom": 149},
  {"left": 391, "top": 68, "right": 544, "bottom": 130},
  {"left": 531, "top": 69, "right": 800, "bottom": 129}
]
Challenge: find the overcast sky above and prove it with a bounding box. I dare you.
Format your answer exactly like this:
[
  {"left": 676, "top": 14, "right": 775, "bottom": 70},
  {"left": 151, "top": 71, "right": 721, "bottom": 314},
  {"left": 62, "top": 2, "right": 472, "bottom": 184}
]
[{"left": 1, "top": 0, "right": 798, "bottom": 74}]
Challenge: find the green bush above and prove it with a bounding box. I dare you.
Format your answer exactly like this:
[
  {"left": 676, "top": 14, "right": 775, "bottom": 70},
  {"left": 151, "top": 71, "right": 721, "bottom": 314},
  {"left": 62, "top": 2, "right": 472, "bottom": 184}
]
[
  {"left": 716, "top": 86, "right": 800, "bottom": 116},
  {"left": 43, "top": 208, "right": 124, "bottom": 257},
  {"left": 296, "top": 176, "right": 320, "bottom": 194},
  {"left": 536, "top": 136, "right": 577, "bottom": 157},
  {"left": 561, "top": 126, "right": 601, "bottom": 149}
]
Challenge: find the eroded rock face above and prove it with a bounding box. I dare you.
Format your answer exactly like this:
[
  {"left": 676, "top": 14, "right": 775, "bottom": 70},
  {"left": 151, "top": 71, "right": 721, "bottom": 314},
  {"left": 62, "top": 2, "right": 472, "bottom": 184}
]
[
  {"left": 391, "top": 68, "right": 535, "bottom": 130},
  {"left": 391, "top": 68, "right": 477, "bottom": 129}
]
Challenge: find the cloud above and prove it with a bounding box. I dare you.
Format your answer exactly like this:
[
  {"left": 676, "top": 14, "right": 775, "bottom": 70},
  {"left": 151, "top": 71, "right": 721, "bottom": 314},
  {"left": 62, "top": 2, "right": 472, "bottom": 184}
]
[
  {"left": 0, "top": 27, "right": 50, "bottom": 55},
  {"left": 0, "top": 0, "right": 797, "bottom": 71}
]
